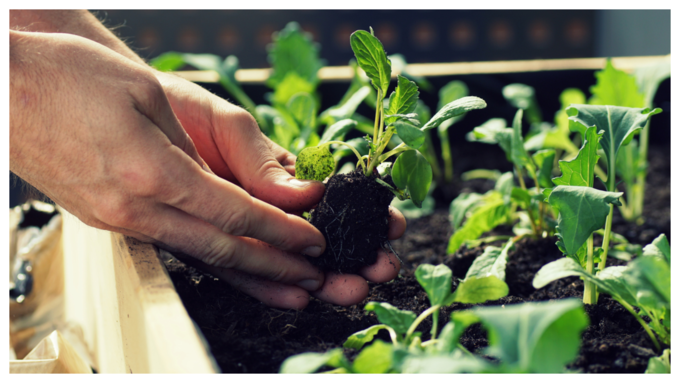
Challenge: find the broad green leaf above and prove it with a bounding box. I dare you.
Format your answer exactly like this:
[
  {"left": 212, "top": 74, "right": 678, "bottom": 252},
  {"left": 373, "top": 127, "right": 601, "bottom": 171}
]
[
  {"left": 415, "top": 264, "right": 453, "bottom": 306},
  {"left": 642, "top": 233, "right": 670, "bottom": 264},
  {"left": 385, "top": 75, "right": 419, "bottom": 124},
  {"left": 391, "top": 195, "right": 435, "bottom": 219},
  {"left": 364, "top": 302, "right": 416, "bottom": 335},
  {"left": 449, "top": 193, "right": 484, "bottom": 230},
  {"left": 645, "top": 349, "right": 670, "bottom": 374},
  {"left": 352, "top": 340, "right": 393, "bottom": 373},
  {"left": 532, "top": 149, "right": 556, "bottom": 188},
  {"left": 394, "top": 121, "right": 425, "bottom": 149},
  {"left": 590, "top": 60, "right": 645, "bottom": 108},
  {"left": 280, "top": 348, "right": 345, "bottom": 373},
  {"left": 447, "top": 192, "right": 509, "bottom": 254},
  {"left": 532, "top": 257, "right": 588, "bottom": 289},
  {"left": 567, "top": 105, "right": 662, "bottom": 187},
  {"left": 471, "top": 299, "right": 588, "bottom": 373},
  {"left": 287, "top": 92, "right": 316, "bottom": 130},
  {"left": 385, "top": 113, "right": 420, "bottom": 126},
  {"left": 400, "top": 354, "right": 491, "bottom": 373},
  {"left": 320, "top": 86, "right": 371, "bottom": 125},
  {"left": 511, "top": 109, "right": 533, "bottom": 170},
  {"left": 548, "top": 185, "right": 622, "bottom": 255},
  {"left": 272, "top": 72, "right": 316, "bottom": 106},
  {"left": 422, "top": 96, "right": 486, "bottom": 131},
  {"left": 319, "top": 119, "right": 357, "bottom": 144},
  {"left": 615, "top": 138, "right": 640, "bottom": 190},
  {"left": 267, "top": 22, "right": 322, "bottom": 89},
  {"left": 635, "top": 59, "right": 670, "bottom": 108},
  {"left": 391, "top": 150, "right": 432, "bottom": 208},
  {"left": 465, "top": 238, "right": 514, "bottom": 281},
  {"left": 467, "top": 118, "right": 512, "bottom": 160},
  {"left": 437, "top": 80, "right": 469, "bottom": 131},
  {"left": 343, "top": 324, "right": 390, "bottom": 350},
  {"left": 436, "top": 312, "right": 480, "bottom": 353},
  {"left": 350, "top": 30, "right": 391, "bottom": 96},
  {"left": 150, "top": 51, "right": 185, "bottom": 71},
  {"left": 414, "top": 100, "right": 431, "bottom": 126},
  {"left": 452, "top": 276, "right": 509, "bottom": 304},
  {"left": 503, "top": 83, "right": 542, "bottom": 123},
  {"left": 495, "top": 172, "right": 515, "bottom": 202},
  {"left": 553, "top": 126, "right": 603, "bottom": 187},
  {"left": 623, "top": 256, "right": 670, "bottom": 311},
  {"left": 295, "top": 145, "right": 335, "bottom": 181}
]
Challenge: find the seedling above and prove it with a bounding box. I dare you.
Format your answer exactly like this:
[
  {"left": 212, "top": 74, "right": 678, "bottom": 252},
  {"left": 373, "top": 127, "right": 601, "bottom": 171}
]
[
  {"left": 534, "top": 233, "right": 670, "bottom": 353},
  {"left": 535, "top": 103, "right": 661, "bottom": 305},
  {"left": 280, "top": 263, "right": 588, "bottom": 373},
  {"left": 295, "top": 28, "right": 486, "bottom": 208}
]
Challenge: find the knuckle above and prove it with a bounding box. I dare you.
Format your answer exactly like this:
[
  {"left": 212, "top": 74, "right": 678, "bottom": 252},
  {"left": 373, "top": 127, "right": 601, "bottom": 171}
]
[
  {"left": 94, "top": 195, "right": 136, "bottom": 228},
  {"left": 199, "top": 237, "right": 238, "bottom": 268},
  {"left": 217, "top": 202, "right": 253, "bottom": 237},
  {"left": 129, "top": 75, "right": 165, "bottom": 103}
]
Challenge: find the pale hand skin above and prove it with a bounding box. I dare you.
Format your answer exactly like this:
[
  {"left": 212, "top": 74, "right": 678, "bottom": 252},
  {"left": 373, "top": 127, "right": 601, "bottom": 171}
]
[{"left": 10, "top": 11, "right": 406, "bottom": 309}]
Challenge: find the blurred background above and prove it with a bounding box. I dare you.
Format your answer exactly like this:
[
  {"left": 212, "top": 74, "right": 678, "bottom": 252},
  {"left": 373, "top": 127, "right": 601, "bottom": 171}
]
[{"left": 9, "top": 9, "right": 671, "bottom": 207}]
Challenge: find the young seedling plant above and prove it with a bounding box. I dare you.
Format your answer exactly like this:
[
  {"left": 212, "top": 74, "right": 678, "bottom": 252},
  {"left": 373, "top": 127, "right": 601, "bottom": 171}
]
[
  {"left": 532, "top": 103, "right": 661, "bottom": 305},
  {"left": 280, "top": 262, "right": 589, "bottom": 373},
  {"left": 293, "top": 28, "right": 486, "bottom": 272}
]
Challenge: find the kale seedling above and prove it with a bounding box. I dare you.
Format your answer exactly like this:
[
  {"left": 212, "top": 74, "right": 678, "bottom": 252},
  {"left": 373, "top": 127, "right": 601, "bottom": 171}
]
[{"left": 280, "top": 263, "right": 588, "bottom": 373}]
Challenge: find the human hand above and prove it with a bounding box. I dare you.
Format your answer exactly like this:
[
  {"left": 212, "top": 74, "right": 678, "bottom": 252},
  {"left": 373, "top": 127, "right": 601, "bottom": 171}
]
[{"left": 156, "top": 71, "right": 406, "bottom": 308}]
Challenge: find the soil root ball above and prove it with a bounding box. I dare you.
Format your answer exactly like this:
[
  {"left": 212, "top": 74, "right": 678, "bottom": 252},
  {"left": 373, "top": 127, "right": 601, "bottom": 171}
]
[{"left": 307, "top": 170, "right": 395, "bottom": 273}]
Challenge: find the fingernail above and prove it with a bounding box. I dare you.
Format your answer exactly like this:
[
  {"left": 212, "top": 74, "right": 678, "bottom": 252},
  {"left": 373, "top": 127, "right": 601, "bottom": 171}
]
[
  {"left": 302, "top": 246, "right": 323, "bottom": 257},
  {"left": 289, "top": 178, "right": 315, "bottom": 188},
  {"left": 296, "top": 279, "right": 321, "bottom": 291}
]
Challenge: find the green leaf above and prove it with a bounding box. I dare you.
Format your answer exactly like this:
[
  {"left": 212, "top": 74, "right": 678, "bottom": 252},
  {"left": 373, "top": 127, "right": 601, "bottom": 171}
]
[
  {"left": 343, "top": 324, "right": 390, "bottom": 350},
  {"left": 437, "top": 80, "right": 470, "bottom": 131},
  {"left": 350, "top": 30, "right": 391, "bottom": 96},
  {"left": 635, "top": 59, "right": 670, "bottom": 108},
  {"left": 149, "top": 51, "right": 186, "bottom": 71},
  {"left": 415, "top": 264, "right": 453, "bottom": 306},
  {"left": 319, "top": 119, "right": 357, "bottom": 145},
  {"left": 391, "top": 195, "right": 435, "bottom": 219},
  {"left": 400, "top": 354, "right": 491, "bottom": 373},
  {"left": 495, "top": 172, "right": 515, "bottom": 202},
  {"left": 467, "top": 118, "right": 512, "bottom": 160},
  {"left": 394, "top": 121, "right": 425, "bottom": 149},
  {"left": 320, "top": 86, "right": 371, "bottom": 125},
  {"left": 503, "top": 83, "right": 535, "bottom": 110},
  {"left": 422, "top": 96, "right": 486, "bottom": 131},
  {"left": 295, "top": 145, "right": 335, "bottom": 181},
  {"left": 272, "top": 72, "right": 316, "bottom": 106},
  {"left": 414, "top": 100, "right": 431, "bottom": 127},
  {"left": 447, "top": 192, "right": 509, "bottom": 254},
  {"left": 532, "top": 149, "right": 556, "bottom": 188},
  {"left": 623, "top": 256, "right": 670, "bottom": 311},
  {"left": 385, "top": 75, "right": 419, "bottom": 124},
  {"left": 553, "top": 126, "right": 603, "bottom": 187},
  {"left": 470, "top": 299, "right": 588, "bottom": 373},
  {"left": 589, "top": 60, "right": 645, "bottom": 108},
  {"left": 645, "top": 349, "right": 670, "bottom": 374},
  {"left": 567, "top": 105, "right": 662, "bottom": 188},
  {"left": 465, "top": 238, "right": 514, "bottom": 281},
  {"left": 449, "top": 193, "right": 484, "bottom": 230},
  {"left": 280, "top": 348, "right": 345, "bottom": 373},
  {"left": 511, "top": 109, "right": 533, "bottom": 171},
  {"left": 391, "top": 150, "right": 432, "bottom": 208},
  {"left": 364, "top": 302, "right": 416, "bottom": 335},
  {"left": 436, "top": 312, "right": 480, "bottom": 353},
  {"left": 287, "top": 92, "right": 316, "bottom": 130},
  {"left": 351, "top": 340, "right": 393, "bottom": 373},
  {"left": 548, "top": 185, "right": 622, "bottom": 255},
  {"left": 532, "top": 257, "right": 588, "bottom": 289},
  {"left": 267, "top": 22, "right": 322, "bottom": 89},
  {"left": 452, "top": 276, "right": 509, "bottom": 304},
  {"left": 642, "top": 233, "right": 670, "bottom": 265}
]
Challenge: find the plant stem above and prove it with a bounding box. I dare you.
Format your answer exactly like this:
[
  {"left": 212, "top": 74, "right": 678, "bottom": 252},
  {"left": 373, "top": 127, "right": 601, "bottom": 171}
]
[
  {"left": 515, "top": 165, "right": 539, "bottom": 237},
  {"left": 598, "top": 206, "right": 614, "bottom": 272},
  {"left": 634, "top": 119, "right": 651, "bottom": 220},
  {"left": 617, "top": 299, "right": 661, "bottom": 352},
  {"left": 583, "top": 235, "right": 598, "bottom": 305},
  {"left": 372, "top": 90, "right": 382, "bottom": 148},
  {"left": 438, "top": 128, "right": 454, "bottom": 183},
  {"left": 431, "top": 310, "right": 439, "bottom": 341},
  {"left": 377, "top": 143, "right": 409, "bottom": 164},
  {"left": 324, "top": 141, "right": 366, "bottom": 170},
  {"left": 405, "top": 305, "right": 440, "bottom": 341}
]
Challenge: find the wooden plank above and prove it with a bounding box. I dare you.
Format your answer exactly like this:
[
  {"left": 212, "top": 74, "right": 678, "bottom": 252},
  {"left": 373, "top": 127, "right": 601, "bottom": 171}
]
[
  {"left": 61, "top": 210, "right": 217, "bottom": 373},
  {"left": 172, "top": 55, "right": 670, "bottom": 84}
]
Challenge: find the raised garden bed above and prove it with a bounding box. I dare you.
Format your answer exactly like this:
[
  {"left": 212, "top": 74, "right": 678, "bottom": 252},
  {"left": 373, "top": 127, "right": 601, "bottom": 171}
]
[{"left": 163, "top": 140, "right": 669, "bottom": 373}]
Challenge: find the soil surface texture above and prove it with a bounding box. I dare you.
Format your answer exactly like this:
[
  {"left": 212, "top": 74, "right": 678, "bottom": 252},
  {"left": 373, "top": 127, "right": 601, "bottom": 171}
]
[{"left": 163, "top": 144, "right": 669, "bottom": 373}]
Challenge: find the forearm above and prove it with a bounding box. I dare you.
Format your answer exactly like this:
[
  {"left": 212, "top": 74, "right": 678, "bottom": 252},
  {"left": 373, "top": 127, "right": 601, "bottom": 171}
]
[{"left": 10, "top": 10, "right": 146, "bottom": 66}]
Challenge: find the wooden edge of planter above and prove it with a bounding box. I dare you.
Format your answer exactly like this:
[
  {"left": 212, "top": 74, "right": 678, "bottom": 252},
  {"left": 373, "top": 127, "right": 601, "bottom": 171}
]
[
  {"left": 61, "top": 210, "right": 217, "bottom": 373},
  {"left": 173, "top": 54, "right": 671, "bottom": 83}
]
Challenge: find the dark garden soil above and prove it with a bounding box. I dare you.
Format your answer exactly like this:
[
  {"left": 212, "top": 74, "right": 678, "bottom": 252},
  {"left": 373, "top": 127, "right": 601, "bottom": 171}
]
[{"left": 163, "top": 144, "right": 670, "bottom": 373}]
